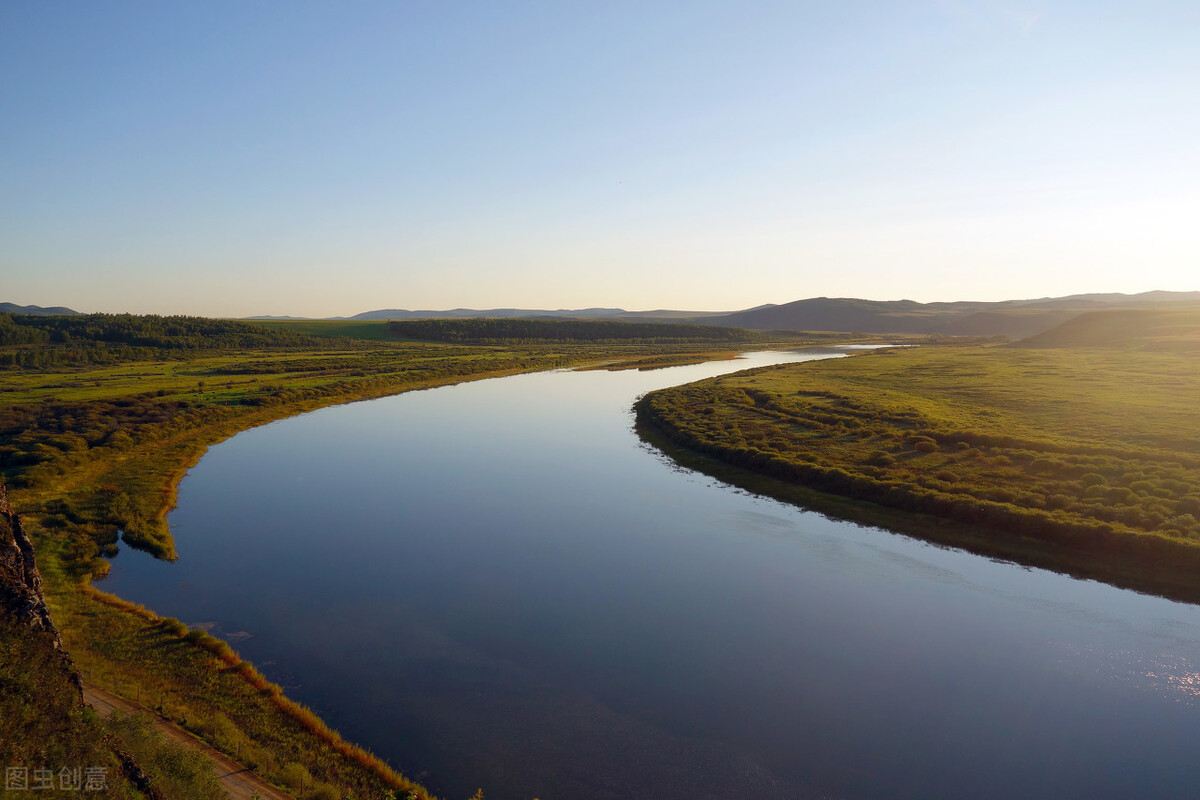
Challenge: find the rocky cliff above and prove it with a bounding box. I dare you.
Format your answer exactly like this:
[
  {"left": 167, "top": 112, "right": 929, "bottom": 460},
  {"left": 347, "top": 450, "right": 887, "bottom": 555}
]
[{"left": 0, "top": 481, "right": 63, "bottom": 645}]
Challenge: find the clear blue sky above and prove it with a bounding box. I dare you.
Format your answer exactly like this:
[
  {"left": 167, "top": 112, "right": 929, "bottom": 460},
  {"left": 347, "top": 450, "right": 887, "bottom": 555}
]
[{"left": 2, "top": 1, "right": 1197, "bottom": 317}]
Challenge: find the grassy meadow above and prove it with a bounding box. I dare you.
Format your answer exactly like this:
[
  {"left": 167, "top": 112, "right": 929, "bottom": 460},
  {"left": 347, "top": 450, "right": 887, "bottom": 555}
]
[{"left": 637, "top": 343, "right": 1200, "bottom": 602}]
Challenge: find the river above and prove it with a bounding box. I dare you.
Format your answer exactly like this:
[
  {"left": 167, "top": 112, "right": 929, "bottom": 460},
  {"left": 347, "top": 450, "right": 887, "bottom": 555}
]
[{"left": 100, "top": 349, "right": 1200, "bottom": 800}]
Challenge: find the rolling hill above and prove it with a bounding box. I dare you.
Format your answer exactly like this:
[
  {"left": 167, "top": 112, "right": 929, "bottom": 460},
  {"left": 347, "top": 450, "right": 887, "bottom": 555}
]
[{"left": 0, "top": 302, "right": 80, "bottom": 316}]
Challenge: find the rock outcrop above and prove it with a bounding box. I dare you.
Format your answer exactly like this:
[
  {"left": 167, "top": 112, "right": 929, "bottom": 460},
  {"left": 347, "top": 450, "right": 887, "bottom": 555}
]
[{"left": 0, "top": 482, "right": 63, "bottom": 645}]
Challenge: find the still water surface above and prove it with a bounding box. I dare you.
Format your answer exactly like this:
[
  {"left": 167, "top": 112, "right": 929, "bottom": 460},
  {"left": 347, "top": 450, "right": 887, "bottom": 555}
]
[{"left": 102, "top": 350, "right": 1200, "bottom": 800}]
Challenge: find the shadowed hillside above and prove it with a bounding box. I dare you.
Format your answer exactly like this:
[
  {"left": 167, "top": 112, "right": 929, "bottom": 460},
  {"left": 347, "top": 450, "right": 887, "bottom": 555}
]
[{"left": 1020, "top": 308, "right": 1200, "bottom": 350}]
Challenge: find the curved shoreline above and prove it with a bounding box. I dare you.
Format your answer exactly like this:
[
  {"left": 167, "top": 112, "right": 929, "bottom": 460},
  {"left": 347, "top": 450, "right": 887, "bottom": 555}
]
[{"left": 634, "top": 404, "right": 1200, "bottom": 607}]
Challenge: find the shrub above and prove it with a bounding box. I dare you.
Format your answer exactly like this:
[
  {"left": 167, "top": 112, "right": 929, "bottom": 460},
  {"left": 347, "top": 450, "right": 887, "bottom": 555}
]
[
  {"left": 1029, "top": 457, "right": 1065, "bottom": 475},
  {"left": 1106, "top": 487, "right": 1136, "bottom": 504},
  {"left": 105, "top": 429, "right": 134, "bottom": 449},
  {"left": 306, "top": 784, "right": 342, "bottom": 800},
  {"left": 1177, "top": 496, "right": 1200, "bottom": 516},
  {"left": 158, "top": 617, "right": 188, "bottom": 637},
  {"left": 279, "top": 762, "right": 313, "bottom": 794},
  {"left": 200, "top": 711, "right": 242, "bottom": 751},
  {"left": 1045, "top": 494, "right": 1072, "bottom": 510},
  {"left": 1017, "top": 493, "right": 1045, "bottom": 509},
  {"left": 1165, "top": 514, "right": 1199, "bottom": 533}
]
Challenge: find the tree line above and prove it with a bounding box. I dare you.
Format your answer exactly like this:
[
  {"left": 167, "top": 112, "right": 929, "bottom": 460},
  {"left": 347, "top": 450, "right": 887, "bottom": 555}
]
[
  {"left": 1, "top": 313, "right": 322, "bottom": 349},
  {"left": 386, "top": 317, "right": 762, "bottom": 343}
]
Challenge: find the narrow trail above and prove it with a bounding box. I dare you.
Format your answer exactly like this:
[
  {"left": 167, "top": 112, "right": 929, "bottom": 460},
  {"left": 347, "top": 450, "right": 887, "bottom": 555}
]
[{"left": 82, "top": 681, "right": 295, "bottom": 800}]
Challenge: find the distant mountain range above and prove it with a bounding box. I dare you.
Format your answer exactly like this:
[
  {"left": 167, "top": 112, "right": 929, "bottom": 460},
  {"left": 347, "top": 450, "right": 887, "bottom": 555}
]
[
  {"left": 334, "top": 291, "right": 1200, "bottom": 339},
  {"left": 0, "top": 302, "right": 81, "bottom": 316}
]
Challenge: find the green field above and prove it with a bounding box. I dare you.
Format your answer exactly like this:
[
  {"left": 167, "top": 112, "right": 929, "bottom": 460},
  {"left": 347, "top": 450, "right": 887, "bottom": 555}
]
[{"left": 637, "top": 344, "right": 1200, "bottom": 602}]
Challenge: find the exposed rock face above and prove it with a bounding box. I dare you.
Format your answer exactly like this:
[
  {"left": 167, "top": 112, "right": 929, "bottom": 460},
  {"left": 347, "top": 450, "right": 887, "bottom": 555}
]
[
  {"left": 115, "top": 748, "right": 168, "bottom": 800},
  {"left": 0, "top": 482, "right": 63, "bottom": 647}
]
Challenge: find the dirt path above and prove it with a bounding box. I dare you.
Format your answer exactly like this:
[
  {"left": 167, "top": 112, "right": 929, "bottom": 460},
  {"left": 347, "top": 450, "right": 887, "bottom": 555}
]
[{"left": 82, "top": 681, "right": 294, "bottom": 800}]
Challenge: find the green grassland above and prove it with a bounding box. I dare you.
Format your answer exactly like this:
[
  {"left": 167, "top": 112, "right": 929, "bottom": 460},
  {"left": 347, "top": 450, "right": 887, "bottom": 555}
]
[
  {"left": 637, "top": 344, "right": 1200, "bottom": 602},
  {"left": 1, "top": 312, "right": 814, "bottom": 799}
]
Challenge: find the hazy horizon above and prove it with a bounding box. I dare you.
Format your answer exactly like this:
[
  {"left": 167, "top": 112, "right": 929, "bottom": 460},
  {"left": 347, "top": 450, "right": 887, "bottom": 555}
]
[
  {"left": 8, "top": 287, "right": 1200, "bottom": 320},
  {"left": 3, "top": 1, "right": 1198, "bottom": 317}
]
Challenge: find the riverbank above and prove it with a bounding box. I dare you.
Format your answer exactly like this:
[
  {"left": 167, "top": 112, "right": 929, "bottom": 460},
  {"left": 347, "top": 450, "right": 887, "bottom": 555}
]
[
  {"left": 636, "top": 344, "right": 1200, "bottom": 605},
  {"left": 4, "top": 324, "right": 811, "bottom": 799}
]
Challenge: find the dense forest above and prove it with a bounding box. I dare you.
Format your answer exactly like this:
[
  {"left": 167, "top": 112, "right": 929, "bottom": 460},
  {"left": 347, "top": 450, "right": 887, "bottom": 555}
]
[{"left": 386, "top": 317, "right": 762, "bottom": 343}]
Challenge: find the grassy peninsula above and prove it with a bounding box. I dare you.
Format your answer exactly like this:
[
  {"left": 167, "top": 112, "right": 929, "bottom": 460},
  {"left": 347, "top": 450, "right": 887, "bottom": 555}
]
[
  {"left": 1, "top": 312, "right": 804, "bottom": 799},
  {"left": 637, "top": 339, "right": 1200, "bottom": 602}
]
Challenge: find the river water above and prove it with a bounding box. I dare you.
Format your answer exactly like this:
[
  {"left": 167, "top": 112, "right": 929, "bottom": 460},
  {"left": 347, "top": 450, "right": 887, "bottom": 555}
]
[{"left": 100, "top": 350, "right": 1200, "bottom": 800}]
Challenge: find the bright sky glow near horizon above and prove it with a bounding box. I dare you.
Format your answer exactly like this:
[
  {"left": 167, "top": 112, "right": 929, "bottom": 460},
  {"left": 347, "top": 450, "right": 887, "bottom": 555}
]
[{"left": 2, "top": 1, "right": 1198, "bottom": 317}]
